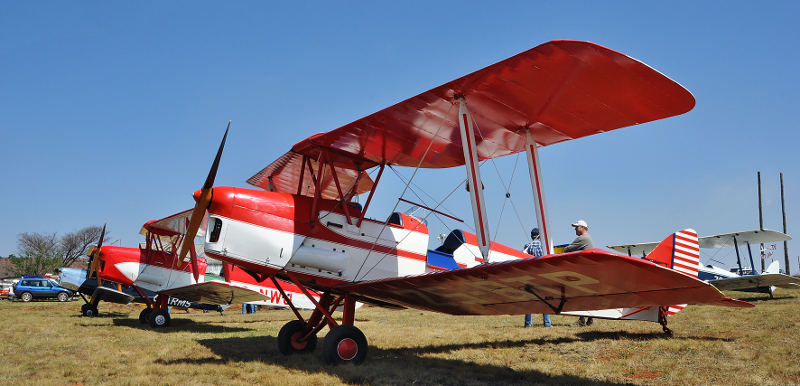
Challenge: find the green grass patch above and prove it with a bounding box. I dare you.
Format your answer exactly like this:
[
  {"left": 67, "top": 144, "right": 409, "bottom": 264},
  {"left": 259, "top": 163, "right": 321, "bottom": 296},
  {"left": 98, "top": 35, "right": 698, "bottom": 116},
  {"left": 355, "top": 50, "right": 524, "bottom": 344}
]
[{"left": 1, "top": 288, "right": 798, "bottom": 385}]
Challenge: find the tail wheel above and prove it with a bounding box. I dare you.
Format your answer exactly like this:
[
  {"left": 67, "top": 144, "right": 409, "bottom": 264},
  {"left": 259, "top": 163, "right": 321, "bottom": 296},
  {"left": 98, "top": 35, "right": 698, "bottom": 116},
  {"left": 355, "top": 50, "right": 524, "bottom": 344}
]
[
  {"left": 57, "top": 292, "right": 69, "bottom": 302},
  {"left": 20, "top": 292, "right": 33, "bottom": 302},
  {"left": 139, "top": 308, "right": 152, "bottom": 324},
  {"left": 321, "top": 325, "right": 368, "bottom": 365},
  {"left": 81, "top": 303, "right": 99, "bottom": 317},
  {"left": 277, "top": 320, "right": 318, "bottom": 355},
  {"left": 148, "top": 309, "right": 170, "bottom": 328}
]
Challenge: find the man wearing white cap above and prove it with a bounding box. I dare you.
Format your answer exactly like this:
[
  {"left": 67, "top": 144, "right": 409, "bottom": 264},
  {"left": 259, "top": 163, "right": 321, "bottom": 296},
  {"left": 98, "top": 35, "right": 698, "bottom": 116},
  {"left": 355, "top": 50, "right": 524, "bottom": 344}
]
[
  {"left": 565, "top": 219, "right": 594, "bottom": 326},
  {"left": 564, "top": 219, "right": 594, "bottom": 252}
]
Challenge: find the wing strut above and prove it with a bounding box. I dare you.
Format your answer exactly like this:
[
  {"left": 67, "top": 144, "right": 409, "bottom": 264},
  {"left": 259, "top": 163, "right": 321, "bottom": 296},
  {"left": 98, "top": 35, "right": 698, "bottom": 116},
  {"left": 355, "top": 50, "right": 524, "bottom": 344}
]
[
  {"left": 457, "top": 97, "right": 491, "bottom": 261},
  {"left": 524, "top": 130, "right": 553, "bottom": 253}
]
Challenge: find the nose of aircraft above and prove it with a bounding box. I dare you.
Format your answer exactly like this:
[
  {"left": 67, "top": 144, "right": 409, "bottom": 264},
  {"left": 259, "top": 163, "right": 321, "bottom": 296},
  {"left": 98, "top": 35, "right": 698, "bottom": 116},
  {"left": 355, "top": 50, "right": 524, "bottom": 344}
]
[{"left": 193, "top": 188, "right": 203, "bottom": 202}]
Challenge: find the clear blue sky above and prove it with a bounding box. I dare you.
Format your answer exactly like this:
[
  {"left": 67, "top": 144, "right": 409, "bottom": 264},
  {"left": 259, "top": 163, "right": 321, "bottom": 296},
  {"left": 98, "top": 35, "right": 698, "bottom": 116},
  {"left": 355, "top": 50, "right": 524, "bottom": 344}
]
[{"left": 2, "top": 2, "right": 798, "bottom": 273}]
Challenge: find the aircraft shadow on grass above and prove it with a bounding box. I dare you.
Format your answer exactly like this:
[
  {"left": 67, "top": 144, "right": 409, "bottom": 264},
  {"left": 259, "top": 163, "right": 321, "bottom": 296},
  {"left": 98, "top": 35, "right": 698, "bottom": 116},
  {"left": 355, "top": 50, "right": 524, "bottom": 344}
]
[
  {"left": 154, "top": 331, "right": 725, "bottom": 385},
  {"left": 736, "top": 295, "right": 793, "bottom": 302},
  {"left": 111, "top": 317, "right": 253, "bottom": 334},
  {"left": 71, "top": 312, "right": 129, "bottom": 318}
]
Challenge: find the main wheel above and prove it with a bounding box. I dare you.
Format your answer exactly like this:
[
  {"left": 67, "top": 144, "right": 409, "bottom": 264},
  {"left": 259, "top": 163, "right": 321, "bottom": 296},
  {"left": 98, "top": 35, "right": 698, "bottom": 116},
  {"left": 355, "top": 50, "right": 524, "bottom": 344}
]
[
  {"left": 20, "top": 292, "right": 33, "bottom": 302},
  {"left": 81, "top": 303, "right": 99, "bottom": 317},
  {"left": 57, "top": 292, "right": 69, "bottom": 302},
  {"left": 148, "top": 309, "right": 170, "bottom": 328},
  {"left": 277, "top": 320, "right": 318, "bottom": 355},
  {"left": 321, "top": 325, "right": 367, "bottom": 365},
  {"left": 139, "top": 308, "right": 152, "bottom": 324}
]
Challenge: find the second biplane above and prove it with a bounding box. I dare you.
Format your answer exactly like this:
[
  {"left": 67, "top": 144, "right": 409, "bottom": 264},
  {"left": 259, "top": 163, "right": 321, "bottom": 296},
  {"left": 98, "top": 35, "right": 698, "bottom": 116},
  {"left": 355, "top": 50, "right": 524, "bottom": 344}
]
[{"left": 168, "top": 40, "right": 751, "bottom": 364}]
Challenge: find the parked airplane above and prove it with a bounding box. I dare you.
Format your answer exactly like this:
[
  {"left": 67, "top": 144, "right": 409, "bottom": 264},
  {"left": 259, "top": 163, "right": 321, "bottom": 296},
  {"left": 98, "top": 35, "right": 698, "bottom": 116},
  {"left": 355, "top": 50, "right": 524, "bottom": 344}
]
[
  {"left": 166, "top": 40, "right": 751, "bottom": 364},
  {"left": 59, "top": 211, "right": 320, "bottom": 328},
  {"left": 609, "top": 229, "right": 798, "bottom": 298}
]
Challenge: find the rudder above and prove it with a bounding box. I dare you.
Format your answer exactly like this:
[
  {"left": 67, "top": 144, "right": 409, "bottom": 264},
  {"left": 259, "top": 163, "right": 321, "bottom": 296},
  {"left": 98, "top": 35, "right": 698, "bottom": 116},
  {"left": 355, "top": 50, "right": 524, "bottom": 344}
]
[{"left": 644, "top": 229, "right": 700, "bottom": 278}]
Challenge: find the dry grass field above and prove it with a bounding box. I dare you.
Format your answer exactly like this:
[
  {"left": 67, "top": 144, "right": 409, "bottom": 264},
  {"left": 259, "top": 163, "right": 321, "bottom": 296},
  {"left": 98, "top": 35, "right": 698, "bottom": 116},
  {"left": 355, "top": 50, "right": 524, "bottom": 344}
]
[{"left": 1, "top": 288, "right": 799, "bottom": 385}]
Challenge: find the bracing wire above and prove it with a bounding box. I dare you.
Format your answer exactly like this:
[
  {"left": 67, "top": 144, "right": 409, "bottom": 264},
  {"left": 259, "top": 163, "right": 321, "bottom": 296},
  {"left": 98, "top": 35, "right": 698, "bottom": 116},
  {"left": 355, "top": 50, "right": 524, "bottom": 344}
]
[{"left": 352, "top": 102, "right": 455, "bottom": 282}]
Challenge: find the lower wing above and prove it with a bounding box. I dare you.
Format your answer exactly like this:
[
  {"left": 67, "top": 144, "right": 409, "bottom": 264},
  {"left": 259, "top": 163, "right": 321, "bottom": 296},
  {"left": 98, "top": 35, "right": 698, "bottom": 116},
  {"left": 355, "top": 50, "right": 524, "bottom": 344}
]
[
  {"left": 158, "top": 281, "right": 269, "bottom": 305},
  {"left": 338, "top": 249, "right": 752, "bottom": 315},
  {"left": 710, "top": 273, "right": 800, "bottom": 291}
]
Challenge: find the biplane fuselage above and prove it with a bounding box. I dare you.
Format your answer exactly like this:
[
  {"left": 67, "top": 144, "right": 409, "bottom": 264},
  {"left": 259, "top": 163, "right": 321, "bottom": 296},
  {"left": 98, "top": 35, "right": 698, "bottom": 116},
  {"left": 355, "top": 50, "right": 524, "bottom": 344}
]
[{"left": 202, "top": 187, "right": 430, "bottom": 285}]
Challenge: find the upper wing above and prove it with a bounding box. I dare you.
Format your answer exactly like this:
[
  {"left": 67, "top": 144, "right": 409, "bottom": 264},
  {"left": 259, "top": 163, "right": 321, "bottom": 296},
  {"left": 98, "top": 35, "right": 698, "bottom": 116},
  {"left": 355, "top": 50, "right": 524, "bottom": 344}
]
[
  {"left": 139, "top": 209, "right": 208, "bottom": 239},
  {"left": 608, "top": 229, "right": 792, "bottom": 255},
  {"left": 710, "top": 273, "right": 800, "bottom": 291},
  {"left": 697, "top": 229, "right": 791, "bottom": 249},
  {"left": 158, "top": 281, "right": 269, "bottom": 305},
  {"left": 337, "top": 249, "right": 750, "bottom": 316},
  {"left": 249, "top": 40, "right": 694, "bottom": 197}
]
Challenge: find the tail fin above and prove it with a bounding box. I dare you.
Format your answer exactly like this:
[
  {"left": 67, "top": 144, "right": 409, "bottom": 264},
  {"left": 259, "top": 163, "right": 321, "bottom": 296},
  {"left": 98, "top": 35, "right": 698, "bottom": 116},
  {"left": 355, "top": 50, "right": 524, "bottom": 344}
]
[
  {"left": 644, "top": 229, "right": 700, "bottom": 278},
  {"left": 644, "top": 229, "right": 700, "bottom": 318},
  {"left": 765, "top": 260, "right": 780, "bottom": 274}
]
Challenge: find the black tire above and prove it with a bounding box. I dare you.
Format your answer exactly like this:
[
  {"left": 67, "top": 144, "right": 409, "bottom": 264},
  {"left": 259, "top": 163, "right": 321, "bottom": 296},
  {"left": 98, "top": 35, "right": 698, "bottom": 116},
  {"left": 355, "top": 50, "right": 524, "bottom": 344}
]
[
  {"left": 82, "top": 303, "right": 99, "bottom": 317},
  {"left": 57, "top": 292, "right": 69, "bottom": 302},
  {"left": 20, "top": 292, "right": 33, "bottom": 302},
  {"left": 139, "top": 308, "right": 152, "bottom": 324},
  {"left": 321, "top": 325, "right": 368, "bottom": 365},
  {"left": 277, "top": 320, "right": 318, "bottom": 355},
  {"left": 148, "top": 309, "right": 170, "bottom": 328}
]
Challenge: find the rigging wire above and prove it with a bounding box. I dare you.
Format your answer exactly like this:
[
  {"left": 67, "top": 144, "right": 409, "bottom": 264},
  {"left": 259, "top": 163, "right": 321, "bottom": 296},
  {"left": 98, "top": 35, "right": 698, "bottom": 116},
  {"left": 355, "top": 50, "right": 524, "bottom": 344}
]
[{"left": 352, "top": 102, "right": 455, "bottom": 282}]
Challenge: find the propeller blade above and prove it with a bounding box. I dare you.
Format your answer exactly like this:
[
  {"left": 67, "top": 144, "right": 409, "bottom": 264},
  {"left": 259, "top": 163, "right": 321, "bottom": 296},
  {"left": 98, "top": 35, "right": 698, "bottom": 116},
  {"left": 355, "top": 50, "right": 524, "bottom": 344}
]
[
  {"left": 177, "top": 121, "right": 230, "bottom": 267},
  {"left": 88, "top": 224, "right": 107, "bottom": 286}
]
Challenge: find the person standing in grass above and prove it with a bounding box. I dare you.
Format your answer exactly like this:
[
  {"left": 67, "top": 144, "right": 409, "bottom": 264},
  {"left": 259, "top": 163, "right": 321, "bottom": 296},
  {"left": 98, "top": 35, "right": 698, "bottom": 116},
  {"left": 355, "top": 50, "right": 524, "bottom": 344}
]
[
  {"left": 565, "top": 219, "right": 595, "bottom": 326},
  {"left": 523, "top": 228, "right": 551, "bottom": 327}
]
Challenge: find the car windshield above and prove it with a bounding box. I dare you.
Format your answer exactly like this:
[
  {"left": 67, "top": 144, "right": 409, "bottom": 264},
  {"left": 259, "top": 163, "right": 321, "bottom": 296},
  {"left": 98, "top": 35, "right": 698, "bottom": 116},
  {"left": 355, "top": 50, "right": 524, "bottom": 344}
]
[{"left": 48, "top": 279, "right": 58, "bottom": 287}]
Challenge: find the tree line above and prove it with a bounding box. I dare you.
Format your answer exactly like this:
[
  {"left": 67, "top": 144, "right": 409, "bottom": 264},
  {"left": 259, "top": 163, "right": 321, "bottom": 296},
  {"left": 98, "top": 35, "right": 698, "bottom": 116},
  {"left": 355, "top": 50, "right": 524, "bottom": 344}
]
[{"left": 4, "top": 225, "right": 108, "bottom": 276}]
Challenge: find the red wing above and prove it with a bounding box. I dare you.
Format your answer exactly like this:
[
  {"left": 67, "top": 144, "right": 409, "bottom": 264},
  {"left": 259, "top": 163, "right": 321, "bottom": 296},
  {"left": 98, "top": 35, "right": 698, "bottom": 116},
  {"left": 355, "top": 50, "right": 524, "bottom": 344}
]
[
  {"left": 247, "top": 150, "right": 375, "bottom": 200},
  {"left": 337, "top": 250, "right": 751, "bottom": 316},
  {"left": 249, "top": 40, "right": 694, "bottom": 195},
  {"left": 140, "top": 209, "right": 207, "bottom": 239},
  {"left": 159, "top": 280, "right": 269, "bottom": 305}
]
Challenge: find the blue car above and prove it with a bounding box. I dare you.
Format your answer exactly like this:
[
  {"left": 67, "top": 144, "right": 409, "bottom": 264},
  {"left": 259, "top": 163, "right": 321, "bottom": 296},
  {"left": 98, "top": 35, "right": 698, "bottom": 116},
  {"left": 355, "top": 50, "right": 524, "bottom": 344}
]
[{"left": 13, "top": 277, "right": 73, "bottom": 302}]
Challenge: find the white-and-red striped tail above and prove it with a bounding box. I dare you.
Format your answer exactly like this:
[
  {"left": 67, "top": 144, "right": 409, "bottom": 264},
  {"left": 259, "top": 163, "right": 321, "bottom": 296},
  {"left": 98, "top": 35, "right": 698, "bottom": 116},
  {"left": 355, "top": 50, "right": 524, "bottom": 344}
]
[
  {"left": 644, "top": 229, "right": 700, "bottom": 317},
  {"left": 671, "top": 229, "right": 700, "bottom": 277}
]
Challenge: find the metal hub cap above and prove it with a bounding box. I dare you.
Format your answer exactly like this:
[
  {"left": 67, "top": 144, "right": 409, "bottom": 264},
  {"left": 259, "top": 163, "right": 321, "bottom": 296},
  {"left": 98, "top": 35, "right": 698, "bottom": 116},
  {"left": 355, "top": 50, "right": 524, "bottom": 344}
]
[{"left": 336, "top": 338, "right": 358, "bottom": 360}]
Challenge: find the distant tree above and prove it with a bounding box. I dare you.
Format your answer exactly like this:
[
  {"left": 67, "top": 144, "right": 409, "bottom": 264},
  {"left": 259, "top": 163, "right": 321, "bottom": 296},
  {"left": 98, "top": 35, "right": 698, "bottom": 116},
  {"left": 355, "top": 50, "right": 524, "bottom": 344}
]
[
  {"left": 9, "top": 253, "right": 61, "bottom": 276},
  {"left": 58, "top": 225, "right": 107, "bottom": 267},
  {"left": 11, "top": 225, "right": 109, "bottom": 275}
]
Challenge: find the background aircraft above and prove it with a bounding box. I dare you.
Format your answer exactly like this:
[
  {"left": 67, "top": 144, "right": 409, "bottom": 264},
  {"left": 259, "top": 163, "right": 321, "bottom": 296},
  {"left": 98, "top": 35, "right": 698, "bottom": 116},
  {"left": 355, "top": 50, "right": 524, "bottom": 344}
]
[
  {"left": 166, "top": 40, "right": 751, "bottom": 364},
  {"left": 59, "top": 211, "right": 320, "bottom": 328},
  {"left": 608, "top": 229, "right": 797, "bottom": 298}
]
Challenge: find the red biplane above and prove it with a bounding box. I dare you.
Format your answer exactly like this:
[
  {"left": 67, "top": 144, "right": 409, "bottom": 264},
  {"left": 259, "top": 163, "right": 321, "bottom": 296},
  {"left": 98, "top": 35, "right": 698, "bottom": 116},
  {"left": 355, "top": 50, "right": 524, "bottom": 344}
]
[
  {"left": 60, "top": 211, "right": 321, "bottom": 327},
  {"left": 169, "top": 40, "right": 751, "bottom": 364}
]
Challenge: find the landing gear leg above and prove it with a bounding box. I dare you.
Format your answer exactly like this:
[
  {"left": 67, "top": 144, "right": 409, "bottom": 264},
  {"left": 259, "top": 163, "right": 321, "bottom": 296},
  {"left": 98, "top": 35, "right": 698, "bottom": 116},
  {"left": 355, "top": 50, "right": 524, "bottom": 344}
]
[{"left": 658, "top": 306, "right": 673, "bottom": 337}]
